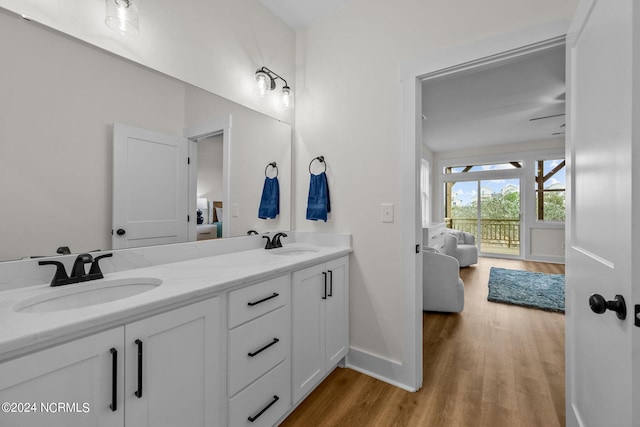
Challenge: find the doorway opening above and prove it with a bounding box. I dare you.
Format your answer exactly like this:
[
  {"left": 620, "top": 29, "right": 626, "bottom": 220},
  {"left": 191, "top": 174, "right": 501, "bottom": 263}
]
[
  {"left": 399, "top": 23, "right": 569, "bottom": 392},
  {"left": 185, "top": 115, "right": 232, "bottom": 240}
]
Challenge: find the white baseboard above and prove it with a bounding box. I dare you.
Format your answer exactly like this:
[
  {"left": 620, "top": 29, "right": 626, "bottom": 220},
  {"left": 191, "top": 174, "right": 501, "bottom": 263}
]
[
  {"left": 346, "top": 347, "right": 417, "bottom": 392},
  {"left": 527, "top": 254, "right": 566, "bottom": 264}
]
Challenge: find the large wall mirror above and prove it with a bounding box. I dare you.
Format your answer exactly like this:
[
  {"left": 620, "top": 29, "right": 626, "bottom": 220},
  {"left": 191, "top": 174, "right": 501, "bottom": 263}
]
[{"left": 0, "top": 10, "right": 292, "bottom": 261}]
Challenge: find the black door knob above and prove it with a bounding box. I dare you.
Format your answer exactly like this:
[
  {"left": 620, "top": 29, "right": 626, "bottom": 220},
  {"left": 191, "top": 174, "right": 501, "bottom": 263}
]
[
  {"left": 116, "top": 228, "right": 126, "bottom": 236},
  {"left": 589, "top": 294, "right": 627, "bottom": 320}
]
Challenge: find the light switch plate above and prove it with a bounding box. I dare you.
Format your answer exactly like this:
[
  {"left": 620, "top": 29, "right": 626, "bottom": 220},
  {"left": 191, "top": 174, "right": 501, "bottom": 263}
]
[
  {"left": 231, "top": 203, "right": 239, "bottom": 217},
  {"left": 381, "top": 203, "right": 394, "bottom": 223}
]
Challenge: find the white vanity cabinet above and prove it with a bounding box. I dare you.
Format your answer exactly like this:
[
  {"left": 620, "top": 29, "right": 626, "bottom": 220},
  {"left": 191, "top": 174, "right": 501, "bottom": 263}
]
[
  {"left": 0, "top": 297, "right": 222, "bottom": 427},
  {"left": 124, "top": 297, "right": 223, "bottom": 427},
  {"left": 0, "top": 244, "right": 352, "bottom": 427},
  {"left": 0, "top": 327, "right": 124, "bottom": 427},
  {"left": 291, "top": 256, "right": 349, "bottom": 403},
  {"left": 227, "top": 275, "right": 292, "bottom": 427}
]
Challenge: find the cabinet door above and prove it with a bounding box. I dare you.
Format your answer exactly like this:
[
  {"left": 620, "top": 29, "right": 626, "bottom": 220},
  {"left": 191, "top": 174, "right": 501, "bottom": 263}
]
[
  {"left": 291, "top": 263, "right": 325, "bottom": 403},
  {"left": 325, "top": 256, "right": 349, "bottom": 368},
  {"left": 0, "top": 328, "right": 124, "bottom": 427},
  {"left": 125, "top": 297, "right": 223, "bottom": 427}
]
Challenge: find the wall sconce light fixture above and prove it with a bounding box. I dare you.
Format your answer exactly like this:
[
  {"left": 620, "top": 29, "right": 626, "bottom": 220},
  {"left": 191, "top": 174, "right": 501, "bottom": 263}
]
[
  {"left": 255, "top": 66, "right": 294, "bottom": 109},
  {"left": 105, "top": 0, "right": 139, "bottom": 36}
]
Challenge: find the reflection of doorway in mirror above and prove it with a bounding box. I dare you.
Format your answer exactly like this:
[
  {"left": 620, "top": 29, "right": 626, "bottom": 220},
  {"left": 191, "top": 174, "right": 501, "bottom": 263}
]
[
  {"left": 197, "top": 135, "right": 223, "bottom": 222},
  {"left": 196, "top": 134, "right": 224, "bottom": 239}
]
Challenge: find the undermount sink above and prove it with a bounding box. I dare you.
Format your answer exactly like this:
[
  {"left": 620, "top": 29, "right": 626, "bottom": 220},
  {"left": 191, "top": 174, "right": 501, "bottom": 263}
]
[
  {"left": 14, "top": 278, "right": 162, "bottom": 313},
  {"left": 270, "top": 247, "right": 320, "bottom": 256}
]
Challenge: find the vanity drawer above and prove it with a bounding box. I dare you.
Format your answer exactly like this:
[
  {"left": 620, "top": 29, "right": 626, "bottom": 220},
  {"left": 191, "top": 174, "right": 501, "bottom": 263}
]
[
  {"left": 229, "top": 275, "right": 290, "bottom": 328},
  {"left": 228, "top": 360, "right": 291, "bottom": 427},
  {"left": 228, "top": 306, "right": 290, "bottom": 396}
]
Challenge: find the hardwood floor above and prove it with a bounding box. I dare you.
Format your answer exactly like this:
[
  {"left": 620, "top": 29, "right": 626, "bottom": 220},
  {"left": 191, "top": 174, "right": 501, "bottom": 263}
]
[{"left": 280, "top": 257, "right": 565, "bottom": 427}]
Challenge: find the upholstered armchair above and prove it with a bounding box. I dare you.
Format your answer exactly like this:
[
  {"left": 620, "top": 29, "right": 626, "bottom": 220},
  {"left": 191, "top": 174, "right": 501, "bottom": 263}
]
[
  {"left": 444, "top": 228, "right": 478, "bottom": 267},
  {"left": 422, "top": 249, "right": 464, "bottom": 313}
]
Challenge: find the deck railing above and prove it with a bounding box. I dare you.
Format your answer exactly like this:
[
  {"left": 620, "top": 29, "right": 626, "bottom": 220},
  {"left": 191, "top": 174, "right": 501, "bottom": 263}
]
[{"left": 445, "top": 218, "right": 520, "bottom": 248}]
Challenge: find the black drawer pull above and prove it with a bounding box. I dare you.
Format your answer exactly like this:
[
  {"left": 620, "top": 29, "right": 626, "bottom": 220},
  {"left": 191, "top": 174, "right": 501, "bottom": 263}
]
[
  {"left": 247, "top": 293, "right": 279, "bottom": 306},
  {"left": 248, "top": 338, "right": 280, "bottom": 357},
  {"left": 134, "top": 339, "right": 143, "bottom": 398},
  {"left": 322, "top": 272, "right": 327, "bottom": 299},
  {"left": 109, "top": 348, "right": 118, "bottom": 412},
  {"left": 328, "top": 270, "right": 333, "bottom": 297},
  {"left": 248, "top": 395, "right": 280, "bottom": 423}
]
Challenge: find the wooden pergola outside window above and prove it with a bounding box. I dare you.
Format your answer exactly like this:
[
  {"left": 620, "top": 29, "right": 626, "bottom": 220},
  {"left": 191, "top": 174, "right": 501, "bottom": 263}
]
[{"left": 535, "top": 159, "right": 566, "bottom": 221}]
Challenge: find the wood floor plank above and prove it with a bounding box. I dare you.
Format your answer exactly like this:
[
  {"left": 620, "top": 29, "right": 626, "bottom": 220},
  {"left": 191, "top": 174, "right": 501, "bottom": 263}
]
[{"left": 280, "top": 257, "right": 565, "bottom": 426}]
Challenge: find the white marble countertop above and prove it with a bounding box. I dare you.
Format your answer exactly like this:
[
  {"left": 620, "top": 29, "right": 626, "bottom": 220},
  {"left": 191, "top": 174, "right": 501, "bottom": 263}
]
[{"left": 0, "top": 242, "right": 351, "bottom": 361}]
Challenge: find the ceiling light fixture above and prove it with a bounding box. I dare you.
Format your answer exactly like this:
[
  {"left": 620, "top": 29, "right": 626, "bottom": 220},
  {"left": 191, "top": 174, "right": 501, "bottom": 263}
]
[
  {"left": 255, "top": 66, "right": 294, "bottom": 109},
  {"left": 105, "top": 0, "right": 139, "bottom": 36}
]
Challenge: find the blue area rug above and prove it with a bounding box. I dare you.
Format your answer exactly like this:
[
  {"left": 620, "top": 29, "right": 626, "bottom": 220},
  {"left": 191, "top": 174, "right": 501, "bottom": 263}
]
[{"left": 487, "top": 267, "right": 565, "bottom": 313}]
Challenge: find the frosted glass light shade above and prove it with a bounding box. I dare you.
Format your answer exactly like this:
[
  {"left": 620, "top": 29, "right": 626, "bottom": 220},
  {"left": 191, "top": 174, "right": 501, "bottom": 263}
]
[
  {"left": 105, "top": 0, "right": 139, "bottom": 36},
  {"left": 282, "top": 86, "right": 294, "bottom": 109},
  {"left": 255, "top": 70, "right": 270, "bottom": 97}
]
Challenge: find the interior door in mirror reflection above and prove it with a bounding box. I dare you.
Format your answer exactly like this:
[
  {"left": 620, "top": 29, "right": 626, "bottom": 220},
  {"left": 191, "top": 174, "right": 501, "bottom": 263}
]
[{"left": 112, "top": 123, "right": 189, "bottom": 249}]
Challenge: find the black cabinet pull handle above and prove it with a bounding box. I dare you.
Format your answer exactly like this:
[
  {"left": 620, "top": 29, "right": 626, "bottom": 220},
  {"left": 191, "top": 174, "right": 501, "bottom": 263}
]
[
  {"left": 109, "top": 348, "right": 118, "bottom": 412},
  {"left": 134, "top": 339, "right": 143, "bottom": 398},
  {"left": 328, "top": 270, "right": 333, "bottom": 297},
  {"left": 322, "top": 271, "right": 327, "bottom": 299},
  {"left": 247, "top": 395, "right": 280, "bottom": 423},
  {"left": 247, "top": 293, "right": 279, "bottom": 306},
  {"left": 248, "top": 338, "right": 280, "bottom": 357}
]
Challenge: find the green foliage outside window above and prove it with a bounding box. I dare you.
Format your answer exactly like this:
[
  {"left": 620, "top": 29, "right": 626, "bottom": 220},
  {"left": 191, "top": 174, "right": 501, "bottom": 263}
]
[
  {"left": 537, "top": 192, "right": 566, "bottom": 221},
  {"left": 452, "top": 192, "right": 519, "bottom": 219}
]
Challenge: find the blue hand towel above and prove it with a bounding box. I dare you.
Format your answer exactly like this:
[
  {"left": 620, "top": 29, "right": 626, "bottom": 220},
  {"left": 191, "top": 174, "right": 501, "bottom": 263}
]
[
  {"left": 306, "top": 172, "right": 331, "bottom": 222},
  {"left": 258, "top": 177, "right": 280, "bottom": 219}
]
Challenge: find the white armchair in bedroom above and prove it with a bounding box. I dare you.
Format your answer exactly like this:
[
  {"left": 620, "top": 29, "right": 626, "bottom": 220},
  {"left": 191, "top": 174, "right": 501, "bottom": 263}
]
[
  {"left": 444, "top": 228, "right": 479, "bottom": 267},
  {"left": 422, "top": 249, "right": 464, "bottom": 313}
]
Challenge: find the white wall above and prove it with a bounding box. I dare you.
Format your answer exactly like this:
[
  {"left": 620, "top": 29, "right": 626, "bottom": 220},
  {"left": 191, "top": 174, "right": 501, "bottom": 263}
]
[
  {"left": 295, "top": 0, "right": 577, "bottom": 383},
  {"left": 0, "top": 0, "right": 295, "bottom": 123}
]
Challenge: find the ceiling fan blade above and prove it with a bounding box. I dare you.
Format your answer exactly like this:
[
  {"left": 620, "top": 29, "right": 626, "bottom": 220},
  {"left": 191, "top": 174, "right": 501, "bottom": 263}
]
[{"left": 529, "top": 113, "right": 566, "bottom": 122}]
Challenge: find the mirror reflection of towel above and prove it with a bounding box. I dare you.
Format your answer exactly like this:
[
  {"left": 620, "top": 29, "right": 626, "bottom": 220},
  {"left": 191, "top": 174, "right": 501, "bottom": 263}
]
[
  {"left": 258, "top": 177, "right": 280, "bottom": 219},
  {"left": 306, "top": 172, "right": 331, "bottom": 222}
]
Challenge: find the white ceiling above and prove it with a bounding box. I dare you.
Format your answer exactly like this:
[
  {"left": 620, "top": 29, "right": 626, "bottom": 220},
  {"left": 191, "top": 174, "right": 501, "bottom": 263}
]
[
  {"left": 258, "top": 0, "right": 355, "bottom": 29},
  {"left": 422, "top": 46, "right": 566, "bottom": 153}
]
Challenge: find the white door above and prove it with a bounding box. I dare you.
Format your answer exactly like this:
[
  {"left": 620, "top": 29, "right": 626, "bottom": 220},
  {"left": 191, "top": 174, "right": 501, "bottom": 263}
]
[
  {"left": 566, "top": 0, "right": 637, "bottom": 425},
  {"left": 112, "top": 123, "right": 189, "bottom": 249}
]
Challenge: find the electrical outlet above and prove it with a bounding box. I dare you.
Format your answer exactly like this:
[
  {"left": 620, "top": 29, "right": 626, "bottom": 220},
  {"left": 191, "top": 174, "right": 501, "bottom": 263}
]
[
  {"left": 231, "top": 203, "right": 239, "bottom": 217},
  {"left": 382, "top": 203, "right": 394, "bottom": 223}
]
